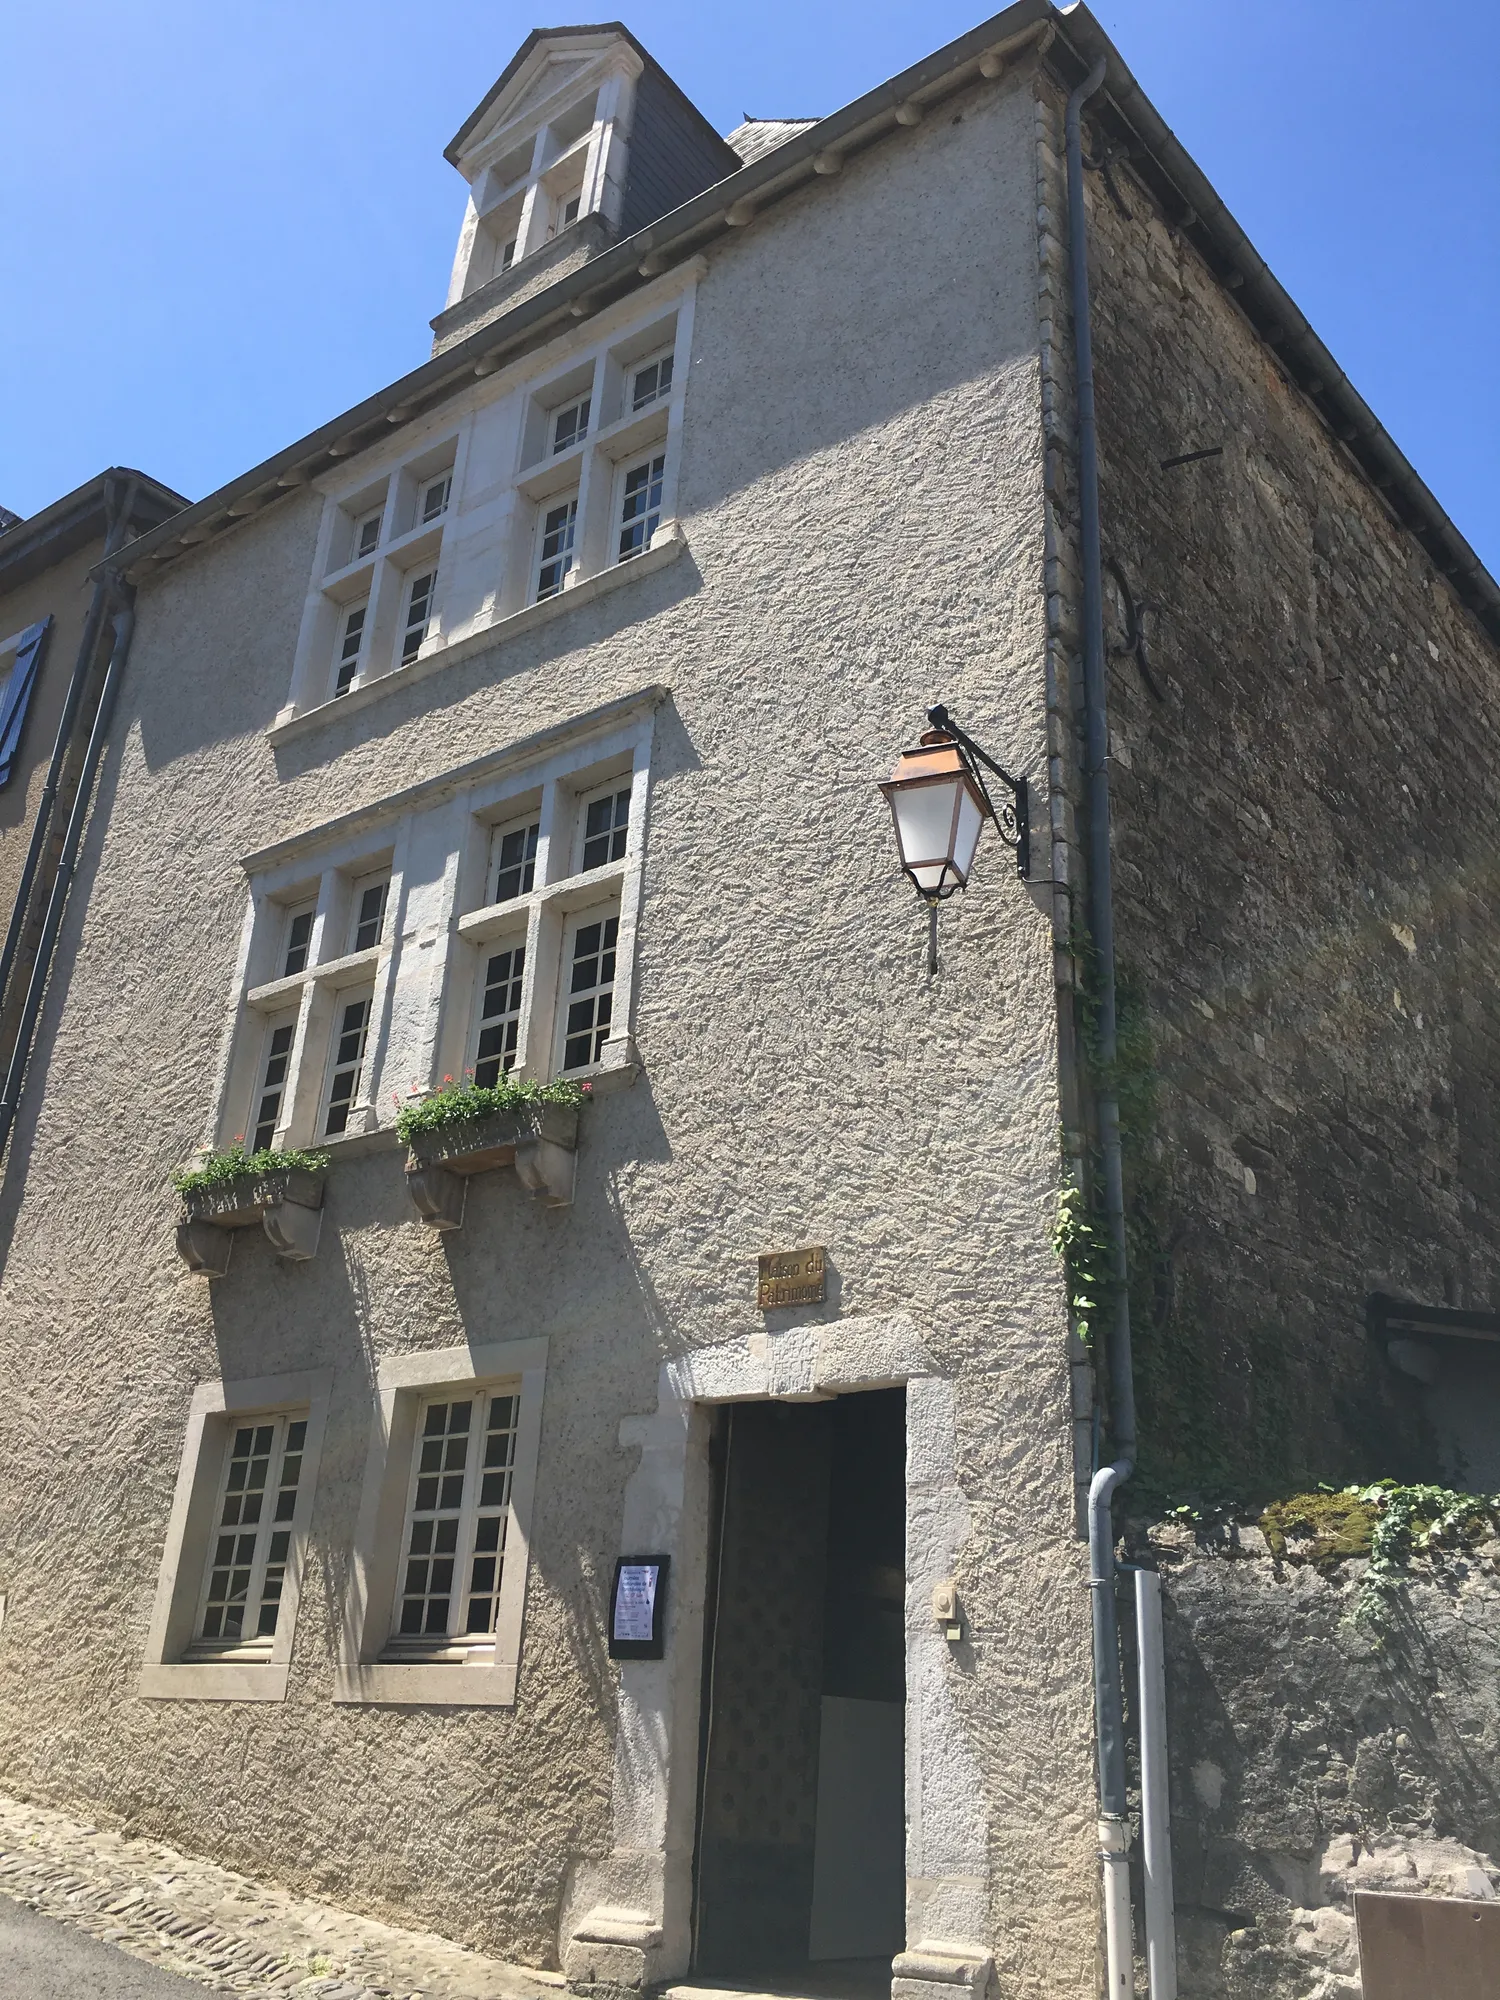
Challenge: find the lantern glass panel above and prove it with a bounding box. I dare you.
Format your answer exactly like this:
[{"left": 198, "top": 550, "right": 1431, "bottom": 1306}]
[
  {"left": 952, "top": 783, "right": 984, "bottom": 883},
  {"left": 891, "top": 776, "right": 966, "bottom": 892}
]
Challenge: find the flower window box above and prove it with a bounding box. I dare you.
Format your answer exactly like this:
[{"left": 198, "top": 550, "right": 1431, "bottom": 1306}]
[
  {"left": 399, "top": 1086, "right": 583, "bottom": 1231},
  {"left": 174, "top": 1156, "right": 328, "bottom": 1276}
]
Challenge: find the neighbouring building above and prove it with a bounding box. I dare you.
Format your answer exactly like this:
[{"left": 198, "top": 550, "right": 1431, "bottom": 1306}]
[
  {"left": 1, "top": 8, "right": 1497, "bottom": 2000},
  {"left": 0, "top": 471, "right": 186, "bottom": 1094}
]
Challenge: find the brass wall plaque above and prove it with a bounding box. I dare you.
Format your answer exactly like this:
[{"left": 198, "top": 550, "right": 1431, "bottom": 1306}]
[{"left": 757, "top": 1246, "right": 827, "bottom": 1309}]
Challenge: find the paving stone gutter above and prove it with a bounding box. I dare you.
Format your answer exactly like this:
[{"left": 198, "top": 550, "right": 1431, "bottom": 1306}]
[{"left": 0, "top": 1793, "right": 564, "bottom": 2000}]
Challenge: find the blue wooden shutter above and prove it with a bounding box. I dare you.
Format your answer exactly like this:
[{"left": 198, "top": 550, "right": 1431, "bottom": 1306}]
[{"left": 0, "top": 616, "right": 52, "bottom": 789}]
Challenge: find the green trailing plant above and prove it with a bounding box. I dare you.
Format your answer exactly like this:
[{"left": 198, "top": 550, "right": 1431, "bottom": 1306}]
[
  {"left": 1351, "top": 1481, "right": 1500, "bottom": 1628},
  {"left": 1252, "top": 1481, "right": 1500, "bottom": 1627},
  {"left": 1053, "top": 1176, "right": 1113, "bottom": 1352},
  {"left": 173, "top": 1145, "right": 329, "bottom": 1196},
  {"left": 395, "top": 1073, "right": 587, "bottom": 1143}
]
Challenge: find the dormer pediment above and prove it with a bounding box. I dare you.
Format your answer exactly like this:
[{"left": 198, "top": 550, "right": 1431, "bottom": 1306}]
[
  {"left": 432, "top": 23, "right": 741, "bottom": 356},
  {"left": 447, "top": 28, "right": 643, "bottom": 182}
]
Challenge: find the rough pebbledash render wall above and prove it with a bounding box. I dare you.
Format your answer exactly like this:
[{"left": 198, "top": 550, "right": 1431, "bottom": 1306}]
[
  {"left": 0, "top": 69, "right": 1099, "bottom": 1995},
  {"left": 1037, "top": 75, "right": 1500, "bottom": 1507}
]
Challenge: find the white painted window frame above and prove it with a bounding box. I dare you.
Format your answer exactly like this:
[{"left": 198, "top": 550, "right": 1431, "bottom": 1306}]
[
  {"left": 139, "top": 1369, "right": 331, "bottom": 1703},
  {"left": 467, "top": 926, "right": 529, "bottom": 1086},
  {"left": 189, "top": 1410, "right": 306, "bottom": 1657},
  {"left": 445, "top": 40, "right": 643, "bottom": 303},
  {"left": 274, "top": 269, "right": 698, "bottom": 736},
  {"left": 336, "top": 1338, "right": 547, "bottom": 1707},
  {"left": 443, "top": 715, "right": 655, "bottom": 1091},
  {"left": 204, "top": 838, "right": 404, "bottom": 1156},
  {"left": 319, "top": 981, "right": 376, "bottom": 1139},
  {"left": 248, "top": 1009, "right": 298, "bottom": 1150},
  {"left": 196, "top": 690, "right": 664, "bottom": 1166},
  {"left": 555, "top": 896, "right": 623, "bottom": 1076},
  {"left": 613, "top": 449, "right": 667, "bottom": 566},
  {"left": 532, "top": 486, "right": 580, "bottom": 602}
]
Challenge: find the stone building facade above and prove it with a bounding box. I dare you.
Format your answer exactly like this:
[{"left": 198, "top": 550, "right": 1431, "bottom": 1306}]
[
  {"left": 0, "top": 7, "right": 1495, "bottom": 2000},
  {"left": 0, "top": 471, "right": 185, "bottom": 1085}
]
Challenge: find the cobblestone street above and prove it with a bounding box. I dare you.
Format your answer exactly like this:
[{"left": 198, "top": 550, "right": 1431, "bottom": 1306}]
[{"left": 0, "top": 1794, "right": 562, "bottom": 2000}]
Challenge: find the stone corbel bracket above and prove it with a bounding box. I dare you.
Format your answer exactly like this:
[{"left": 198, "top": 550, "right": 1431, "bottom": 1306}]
[
  {"left": 174, "top": 1168, "right": 327, "bottom": 1276},
  {"left": 403, "top": 1100, "right": 581, "bottom": 1231}
]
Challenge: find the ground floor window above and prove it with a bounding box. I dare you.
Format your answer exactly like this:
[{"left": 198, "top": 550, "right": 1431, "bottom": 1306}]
[{"left": 194, "top": 1413, "right": 307, "bottom": 1653}]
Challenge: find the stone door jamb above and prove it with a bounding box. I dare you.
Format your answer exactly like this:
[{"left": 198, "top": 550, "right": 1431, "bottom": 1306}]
[{"left": 561, "top": 1313, "right": 996, "bottom": 2000}]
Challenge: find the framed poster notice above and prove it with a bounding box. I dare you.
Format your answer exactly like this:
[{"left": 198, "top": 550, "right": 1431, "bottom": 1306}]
[{"left": 609, "top": 1555, "right": 669, "bottom": 1660}]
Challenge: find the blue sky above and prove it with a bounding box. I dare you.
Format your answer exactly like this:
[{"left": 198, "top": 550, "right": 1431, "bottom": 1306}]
[{"left": 4, "top": 1, "right": 1496, "bottom": 571}]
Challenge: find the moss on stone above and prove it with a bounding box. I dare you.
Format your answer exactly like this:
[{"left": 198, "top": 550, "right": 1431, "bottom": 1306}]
[{"left": 1259, "top": 1490, "right": 1378, "bottom": 1571}]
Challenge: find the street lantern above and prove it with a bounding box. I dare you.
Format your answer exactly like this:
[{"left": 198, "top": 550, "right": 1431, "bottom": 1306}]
[
  {"left": 879, "top": 733, "right": 988, "bottom": 901},
  {"left": 879, "top": 704, "right": 1029, "bottom": 970}
]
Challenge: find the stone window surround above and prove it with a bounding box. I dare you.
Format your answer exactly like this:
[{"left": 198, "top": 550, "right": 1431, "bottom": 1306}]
[
  {"left": 276, "top": 270, "right": 698, "bottom": 740},
  {"left": 334, "top": 1337, "right": 547, "bottom": 1707},
  {"left": 200, "top": 691, "right": 664, "bottom": 1164},
  {"left": 138, "top": 1368, "right": 332, "bottom": 1704},
  {"left": 446, "top": 40, "right": 643, "bottom": 306},
  {"left": 560, "top": 1316, "right": 997, "bottom": 2000}
]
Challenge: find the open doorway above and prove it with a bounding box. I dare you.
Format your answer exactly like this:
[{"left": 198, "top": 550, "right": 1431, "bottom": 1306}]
[{"left": 692, "top": 1390, "right": 906, "bottom": 1988}]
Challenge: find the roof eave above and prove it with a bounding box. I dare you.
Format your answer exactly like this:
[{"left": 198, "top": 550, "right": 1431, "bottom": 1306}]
[{"left": 108, "top": 0, "right": 1499, "bottom": 650}]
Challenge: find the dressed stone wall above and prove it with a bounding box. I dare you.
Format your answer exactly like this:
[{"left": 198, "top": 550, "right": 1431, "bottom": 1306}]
[{"left": 0, "top": 70, "right": 1100, "bottom": 1996}]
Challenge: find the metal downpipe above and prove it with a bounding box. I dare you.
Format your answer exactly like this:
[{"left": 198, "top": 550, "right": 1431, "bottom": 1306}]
[
  {"left": 0, "top": 591, "right": 135, "bottom": 1160},
  {"left": 1067, "top": 51, "right": 1139, "bottom": 2000},
  {"left": 0, "top": 475, "right": 138, "bottom": 1028}
]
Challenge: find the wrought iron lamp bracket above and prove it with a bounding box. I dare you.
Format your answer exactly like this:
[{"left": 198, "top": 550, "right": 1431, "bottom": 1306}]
[{"left": 926, "top": 704, "right": 1030, "bottom": 880}]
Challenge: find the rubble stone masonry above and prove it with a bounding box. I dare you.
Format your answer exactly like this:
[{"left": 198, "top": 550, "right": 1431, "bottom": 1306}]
[{"left": 1066, "top": 81, "right": 1500, "bottom": 1502}]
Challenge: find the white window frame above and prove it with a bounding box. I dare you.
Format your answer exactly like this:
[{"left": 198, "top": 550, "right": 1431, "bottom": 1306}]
[
  {"left": 332, "top": 598, "right": 369, "bottom": 699},
  {"left": 628, "top": 348, "right": 674, "bottom": 413},
  {"left": 468, "top": 929, "right": 529, "bottom": 1086},
  {"left": 336, "top": 1339, "right": 547, "bottom": 1707},
  {"left": 419, "top": 472, "right": 451, "bottom": 525},
  {"left": 249, "top": 1011, "right": 297, "bottom": 1151},
  {"left": 354, "top": 505, "right": 384, "bottom": 559},
  {"left": 278, "top": 275, "right": 700, "bottom": 736},
  {"left": 140, "top": 1370, "right": 331, "bottom": 1703},
  {"left": 199, "top": 692, "right": 661, "bottom": 1167},
  {"left": 190, "top": 1411, "right": 309, "bottom": 1658},
  {"left": 321, "top": 983, "right": 375, "bottom": 1138},
  {"left": 490, "top": 812, "right": 540, "bottom": 905},
  {"left": 533, "top": 490, "right": 579, "bottom": 601},
  {"left": 575, "top": 777, "right": 633, "bottom": 874},
  {"left": 614, "top": 450, "right": 666, "bottom": 564},
  {"left": 348, "top": 871, "right": 390, "bottom": 954},
  {"left": 398, "top": 564, "right": 439, "bottom": 667},
  {"left": 280, "top": 900, "right": 316, "bottom": 978},
  {"left": 556, "top": 900, "right": 621, "bottom": 1076}
]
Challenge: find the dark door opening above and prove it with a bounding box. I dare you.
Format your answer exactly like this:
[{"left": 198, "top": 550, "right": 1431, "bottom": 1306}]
[{"left": 692, "top": 1390, "right": 906, "bottom": 1984}]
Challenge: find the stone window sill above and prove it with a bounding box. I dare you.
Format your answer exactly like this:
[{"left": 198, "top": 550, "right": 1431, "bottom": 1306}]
[
  {"left": 268, "top": 522, "right": 687, "bottom": 747},
  {"left": 333, "top": 1660, "right": 518, "bottom": 1707},
  {"left": 138, "top": 1661, "right": 290, "bottom": 1704}
]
